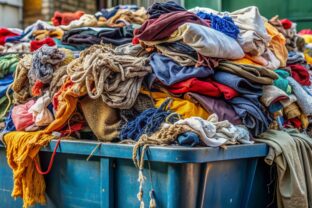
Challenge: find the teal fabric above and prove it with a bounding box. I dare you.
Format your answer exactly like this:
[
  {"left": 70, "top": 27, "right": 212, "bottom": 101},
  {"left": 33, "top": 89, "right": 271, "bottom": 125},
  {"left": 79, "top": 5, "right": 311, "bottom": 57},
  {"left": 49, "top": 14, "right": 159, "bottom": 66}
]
[{"left": 274, "top": 69, "right": 291, "bottom": 94}]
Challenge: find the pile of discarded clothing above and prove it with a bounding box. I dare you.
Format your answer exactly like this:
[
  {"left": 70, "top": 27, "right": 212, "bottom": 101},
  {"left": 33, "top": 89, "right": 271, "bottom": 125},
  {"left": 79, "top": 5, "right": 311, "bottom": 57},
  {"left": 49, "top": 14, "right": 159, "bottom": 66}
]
[{"left": 0, "top": 2, "right": 312, "bottom": 208}]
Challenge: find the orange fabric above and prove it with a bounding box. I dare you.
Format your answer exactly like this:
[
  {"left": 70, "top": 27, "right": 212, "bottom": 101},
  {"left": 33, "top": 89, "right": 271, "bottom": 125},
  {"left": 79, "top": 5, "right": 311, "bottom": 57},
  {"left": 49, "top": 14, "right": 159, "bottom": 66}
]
[
  {"left": 231, "top": 57, "right": 263, "bottom": 66},
  {"left": 265, "top": 22, "right": 288, "bottom": 67}
]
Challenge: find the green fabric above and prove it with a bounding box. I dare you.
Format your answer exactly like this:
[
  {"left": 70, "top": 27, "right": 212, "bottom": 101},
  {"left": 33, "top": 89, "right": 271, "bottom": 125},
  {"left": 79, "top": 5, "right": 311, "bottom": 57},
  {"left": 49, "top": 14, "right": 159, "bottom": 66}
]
[
  {"left": 286, "top": 129, "right": 312, "bottom": 207},
  {"left": 255, "top": 130, "right": 309, "bottom": 208},
  {"left": 0, "top": 54, "right": 19, "bottom": 78},
  {"left": 274, "top": 69, "right": 292, "bottom": 94}
]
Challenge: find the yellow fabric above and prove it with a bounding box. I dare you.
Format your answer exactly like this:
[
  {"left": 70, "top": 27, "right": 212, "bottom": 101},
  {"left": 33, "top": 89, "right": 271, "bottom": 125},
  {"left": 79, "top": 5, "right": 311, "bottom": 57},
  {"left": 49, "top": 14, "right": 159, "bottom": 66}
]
[
  {"left": 4, "top": 131, "right": 54, "bottom": 208},
  {"left": 32, "top": 28, "right": 64, "bottom": 40},
  {"left": 265, "top": 22, "right": 288, "bottom": 67},
  {"left": 300, "top": 114, "right": 309, "bottom": 129},
  {"left": 304, "top": 51, "right": 312, "bottom": 65},
  {"left": 4, "top": 80, "right": 86, "bottom": 208},
  {"left": 231, "top": 57, "right": 263, "bottom": 66},
  {"left": 301, "top": 34, "right": 312, "bottom": 44},
  {"left": 141, "top": 89, "right": 209, "bottom": 119}
]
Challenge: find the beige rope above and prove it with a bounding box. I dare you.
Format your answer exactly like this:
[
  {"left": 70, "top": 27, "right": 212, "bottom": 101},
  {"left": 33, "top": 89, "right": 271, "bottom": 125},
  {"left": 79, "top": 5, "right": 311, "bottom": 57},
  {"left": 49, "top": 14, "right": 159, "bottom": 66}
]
[{"left": 67, "top": 45, "right": 151, "bottom": 109}]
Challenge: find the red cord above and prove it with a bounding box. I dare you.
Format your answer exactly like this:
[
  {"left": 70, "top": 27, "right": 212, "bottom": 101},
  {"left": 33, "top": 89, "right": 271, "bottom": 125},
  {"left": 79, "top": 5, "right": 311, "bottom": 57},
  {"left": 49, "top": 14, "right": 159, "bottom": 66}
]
[{"left": 34, "top": 139, "right": 61, "bottom": 175}]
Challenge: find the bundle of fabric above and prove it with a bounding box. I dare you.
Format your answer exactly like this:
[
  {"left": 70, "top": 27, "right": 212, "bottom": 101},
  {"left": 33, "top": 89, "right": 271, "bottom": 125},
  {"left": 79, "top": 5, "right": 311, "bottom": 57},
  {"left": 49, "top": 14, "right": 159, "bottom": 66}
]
[
  {"left": 0, "top": 28, "right": 21, "bottom": 45},
  {"left": 61, "top": 26, "right": 135, "bottom": 49},
  {"left": 60, "top": 14, "right": 98, "bottom": 30},
  {"left": 52, "top": 11, "right": 85, "bottom": 26},
  {"left": 67, "top": 45, "right": 151, "bottom": 109},
  {"left": 0, "top": 42, "right": 30, "bottom": 53},
  {"left": 30, "top": 37, "right": 56, "bottom": 52},
  {"left": 97, "top": 7, "right": 147, "bottom": 27},
  {"left": 32, "top": 27, "right": 64, "bottom": 40}
]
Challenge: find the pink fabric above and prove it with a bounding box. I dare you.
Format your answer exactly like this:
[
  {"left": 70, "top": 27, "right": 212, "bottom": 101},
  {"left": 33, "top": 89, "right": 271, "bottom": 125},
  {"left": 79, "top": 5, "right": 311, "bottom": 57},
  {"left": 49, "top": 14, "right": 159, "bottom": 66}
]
[{"left": 12, "top": 100, "right": 35, "bottom": 131}]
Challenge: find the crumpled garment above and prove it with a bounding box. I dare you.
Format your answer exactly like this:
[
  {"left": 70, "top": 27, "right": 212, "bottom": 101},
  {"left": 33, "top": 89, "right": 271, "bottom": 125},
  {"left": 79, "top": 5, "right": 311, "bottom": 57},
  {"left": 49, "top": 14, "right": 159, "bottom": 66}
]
[
  {"left": 52, "top": 11, "right": 84, "bottom": 26},
  {"left": 229, "top": 96, "right": 271, "bottom": 136},
  {"left": 6, "top": 20, "right": 56, "bottom": 42},
  {"left": 62, "top": 26, "right": 135, "bottom": 48},
  {"left": 289, "top": 64, "right": 311, "bottom": 86},
  {"left": 95, "top": 6, "right": 120, "bottom": 20},
  {"left": 29, "top": 45, "right": 65, "bottom": 84},
  {"left": 265, "top": 22, "right": 288, "bottom": 67},
  {"left": 167, "top": 78, "right": 239, "bottom": 100},
  {"left": 28, "top": 93, "right": 54, "bottom": 127},
  {"left": 60, "top": 14, "right": 98, "bottom": 30},
  {"left": 274, "top": 69, "right": 292, "bottom": 94},
  {"left": 143, "top": 23, "right": 244, "bottom": 59},
  {"left": 287, "top": 51, "right": 306, "bottom": 65},
  {"left": 0, "top": 28, "right": 19, "bottom": 45},
  {"left": 0, "top": 74, "right": 13, "bottom": 97},
  {"left": 0, "top": 54, "right": 19, "bottom": 78},
  {"left": 260, "top": 85, "right": 289, "bottom": 109},
  {"left": 32, "top": 27, "right": 64, "bottom": 40},
  {"left": 79, "top": 96, "right": 120, "bottom": 141},
  {"left": 299, "top": 29, "right": 312, "bottom": 35},
  {"left": 30, "top": 37, "right": 56, "bottom": 52},
  {"left": 287, "top": 77, "right": 312, "bottom": 115},
  {"left": 147, "top": 1, "right": 186, "bottom": 19},
  {"left": 12, "top": 99, "right": 35, "bottom": 131},
  {"left": 0, "top": 42, "right": 30, "bottom": 53},
  {"left": 141, "top": 88, "right": 209, "bottom": 119},
  {"left": 177, "top": 132, "right": 200, "bottom": 147},
  {"left": 196, "top": 11, "right": 239, "bottom": 39},
  {"left": 254, "top": 130, "right": 310, "bottom": 208},
  {"left": 97, "top": 7, "right": 147, "bottom": 27},
  {"left": 114, "top": 43, "right": 149, "bottom": 57},
  {"left": 11, "top": 54, "right": 32, "bottom": 104},
  {"left": 68, "top": 45, "right": 151, "bottom": 109},
  {"left": 230, "top": 6, "right": 271, "bottom": 56},
  {"left": 134, "top": 11, "right": 210, "bottom": 41},
  {"left": 175, "top": 114, "right": 251, "bottom": 146},
  {"left": 217, "top": 61, "right": 278, "bottom": 85},
  {"left": 149, "top": 53, "right": 213, "bottom": 86},
  {"left": 281, "top": 94, "right": 297, "bottom": 108},
  {"left": 185, "top": 92, "right": 241, "bottom": 125},
  {"left": 213, "top": 71, "right": 263, "bottom": 97}
]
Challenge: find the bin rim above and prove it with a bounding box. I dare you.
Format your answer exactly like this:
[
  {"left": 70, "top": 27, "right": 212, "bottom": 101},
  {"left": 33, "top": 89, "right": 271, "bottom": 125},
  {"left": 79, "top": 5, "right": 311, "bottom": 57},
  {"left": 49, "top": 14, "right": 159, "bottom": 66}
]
[{"left": 0, "top": 139, "right": 268, "bottom": 163}]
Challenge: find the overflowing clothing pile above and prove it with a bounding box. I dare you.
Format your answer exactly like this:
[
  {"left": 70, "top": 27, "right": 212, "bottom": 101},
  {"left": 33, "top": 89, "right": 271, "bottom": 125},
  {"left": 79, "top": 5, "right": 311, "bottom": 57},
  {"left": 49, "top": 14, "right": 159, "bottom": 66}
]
[{"left": 0, "top": 2, "right": 312, "bottom": 208}]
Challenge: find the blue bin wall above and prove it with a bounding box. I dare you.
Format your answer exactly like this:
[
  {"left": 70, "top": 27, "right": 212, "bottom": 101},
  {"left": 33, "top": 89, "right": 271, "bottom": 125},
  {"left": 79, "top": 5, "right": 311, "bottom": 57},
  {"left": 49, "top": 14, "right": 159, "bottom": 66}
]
[{"left": 0, "top": 141, "right": 273, "bottom": 208}]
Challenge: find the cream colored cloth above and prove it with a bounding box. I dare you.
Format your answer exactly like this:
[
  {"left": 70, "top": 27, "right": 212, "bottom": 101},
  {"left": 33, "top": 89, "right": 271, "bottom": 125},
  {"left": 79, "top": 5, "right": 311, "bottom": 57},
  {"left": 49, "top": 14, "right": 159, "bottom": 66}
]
[
  {"left": 60, "top": 14, "right": 98, "bottom": 30},
  {"left": 143, "top": 23, "right": 244, "bottom": 59},
  {"left": 174, "top": 114, "right": 251, "bottom": 147},
  {"left": 260, "top": 85, "right": 289, "bottom": 107},
  {"left": 28, "top": 93, "right": 54, "bottom": 127},
  {"left": 230, "top": 6, "right": 271, "bottom": 56}
]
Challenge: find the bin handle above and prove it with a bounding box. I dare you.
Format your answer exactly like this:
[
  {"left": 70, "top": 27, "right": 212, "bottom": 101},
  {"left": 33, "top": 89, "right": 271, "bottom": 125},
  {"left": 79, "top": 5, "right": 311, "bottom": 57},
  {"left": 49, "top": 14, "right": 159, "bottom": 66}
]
[{"left": 33, "top": 139, "right": 61, "bottom": 175}]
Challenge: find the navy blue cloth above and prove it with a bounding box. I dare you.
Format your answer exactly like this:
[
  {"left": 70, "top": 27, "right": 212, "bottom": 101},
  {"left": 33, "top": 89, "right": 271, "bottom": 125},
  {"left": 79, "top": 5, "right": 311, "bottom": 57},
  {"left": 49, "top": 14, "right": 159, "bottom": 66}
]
[
  {"left": 150, "top": 53, "right": 213, "bottom": 86},
  {"left": 196, "top": 12, "right": 239, "bottom": 39},
  {"left": 229, "top": 97, "right": 271, "bottom": 137},
  {"left": 0, "top": 74, "right": 13, "bottom": 97},
  {"left": 177, "top": 132, "right": 200, "bottom": 147},
  {"left": 213, "top": 71, "right": 262, "bottom": 97},
  {"left": 97, "top": 25, "right": 134, "bottom": 46},
  {"left": 159, "top": 41, "right": 198, "bottom": 59},
  {"left": 147, "top": 1, "right": 186, "bottom": 19},
  {"left": 2, "top": 108, "right": 15, "bottom": 133},
  {"left": 95, "top": 6, "right": 119, "bottom": 19}
]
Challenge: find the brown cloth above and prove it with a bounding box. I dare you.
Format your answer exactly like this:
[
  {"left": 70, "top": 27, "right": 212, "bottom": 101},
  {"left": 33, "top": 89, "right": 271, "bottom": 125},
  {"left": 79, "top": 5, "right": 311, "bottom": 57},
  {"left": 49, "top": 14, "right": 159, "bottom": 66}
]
[{"left": 79, "top": 96, "right": 120, "bottom": 141}]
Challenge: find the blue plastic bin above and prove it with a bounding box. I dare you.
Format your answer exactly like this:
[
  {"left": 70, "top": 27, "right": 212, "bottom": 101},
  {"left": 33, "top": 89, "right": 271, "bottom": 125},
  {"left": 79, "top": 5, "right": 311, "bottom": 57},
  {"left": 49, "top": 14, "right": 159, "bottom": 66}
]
[{"left": 0, "top": 140, "right": 272, "bottom": 208}]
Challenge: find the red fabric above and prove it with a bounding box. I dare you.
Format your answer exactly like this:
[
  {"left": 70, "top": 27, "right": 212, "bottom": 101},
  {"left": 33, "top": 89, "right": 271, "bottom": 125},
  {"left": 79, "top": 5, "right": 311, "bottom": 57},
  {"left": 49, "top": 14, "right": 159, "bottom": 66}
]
[
  {"left": 52, "top": 11, "right": 84, "bottom": 26},
  {"left": 298, "top": 29, "right": 312, "bottom": 35},
  {"left": 0, "top": 28, "right": 19, "bottom": 45},
  {"left": 285, "top": 118, "right": 302, "bottom": 129},
  {"left": 132, "top": 37, "right": 140, "bottom": 45},
  {"left": 52, "top": 80, "right": 74, "bottom": 111},
  {"left": 290, "top": 64, "right": 311, "bottom": 86},
  {"left": 31, "top": 80, "right": 44, "bottom": 96},
  {"left": 30, "top": 37, "right": 56, "bottom": 52},
  {"left": 167, "top": 78, "right": 239, "bottom": 99},
  {"left": 280, "top": 19, "right": 293, "bottom": 30},
  {"left": 134, "top": 11, "right": 210, "bottom": 41}
]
